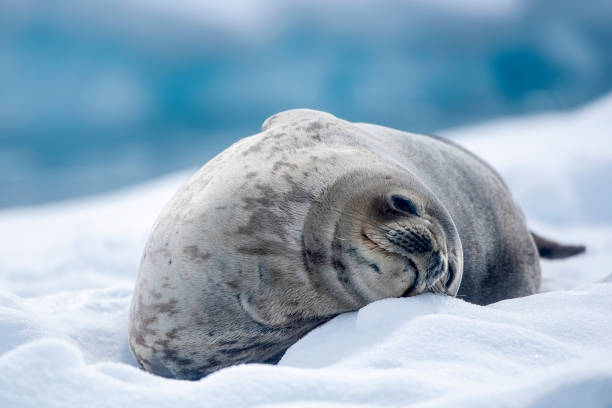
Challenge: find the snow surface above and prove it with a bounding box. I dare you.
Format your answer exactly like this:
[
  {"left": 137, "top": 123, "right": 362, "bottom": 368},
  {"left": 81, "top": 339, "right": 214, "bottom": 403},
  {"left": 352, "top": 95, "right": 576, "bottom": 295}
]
[{"left": 1, "top": 95, "right": 612, "bottom": 407}]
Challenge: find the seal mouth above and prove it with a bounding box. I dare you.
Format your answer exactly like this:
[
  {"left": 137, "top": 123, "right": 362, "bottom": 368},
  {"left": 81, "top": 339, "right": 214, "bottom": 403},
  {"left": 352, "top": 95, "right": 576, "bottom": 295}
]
[
  {"left": 361, "top": 229, "right": 453, "bottom": 298},
  {"left": 400, "top": 260, "right": 419, "bottom": 297},
  {"left": 361, "top": 230, "right": 421, "bottom": 297}
]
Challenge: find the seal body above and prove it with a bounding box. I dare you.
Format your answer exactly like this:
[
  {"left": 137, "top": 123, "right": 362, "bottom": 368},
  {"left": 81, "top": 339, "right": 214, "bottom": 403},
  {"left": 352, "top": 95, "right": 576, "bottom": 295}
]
[{"left": 129, "top": 109, "right": 543, "bottom": 379}]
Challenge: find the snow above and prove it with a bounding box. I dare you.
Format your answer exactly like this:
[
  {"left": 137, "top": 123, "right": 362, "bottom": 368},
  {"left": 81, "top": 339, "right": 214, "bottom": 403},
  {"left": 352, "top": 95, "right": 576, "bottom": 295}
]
[{"left": 1, "top": 95, "right": 611, "bottom": 407}]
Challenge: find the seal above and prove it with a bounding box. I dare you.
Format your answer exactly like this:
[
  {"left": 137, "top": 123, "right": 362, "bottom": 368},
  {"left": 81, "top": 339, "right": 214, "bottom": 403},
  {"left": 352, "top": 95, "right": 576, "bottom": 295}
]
[{"left": 128, "top": 109, "right": 585, "bottom": 380}]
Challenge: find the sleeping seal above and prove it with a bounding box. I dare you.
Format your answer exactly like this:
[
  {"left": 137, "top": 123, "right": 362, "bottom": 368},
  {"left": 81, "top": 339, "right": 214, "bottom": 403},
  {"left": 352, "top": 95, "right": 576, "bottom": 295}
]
[{"left": 128, "top": 109, "right": 584, "bottom": 380}]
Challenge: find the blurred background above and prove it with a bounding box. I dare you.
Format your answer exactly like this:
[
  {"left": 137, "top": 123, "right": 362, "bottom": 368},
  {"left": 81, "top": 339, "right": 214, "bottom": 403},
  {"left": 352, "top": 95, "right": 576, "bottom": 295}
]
[{"left": 1, "top": 0, "right": 611, "bottom": 208}]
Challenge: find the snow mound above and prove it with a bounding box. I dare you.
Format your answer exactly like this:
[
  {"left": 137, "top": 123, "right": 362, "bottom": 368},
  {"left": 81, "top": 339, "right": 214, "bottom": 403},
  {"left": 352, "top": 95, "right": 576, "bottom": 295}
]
[{"left": 1, "top": 95, "right": 612, "bottom": 406}]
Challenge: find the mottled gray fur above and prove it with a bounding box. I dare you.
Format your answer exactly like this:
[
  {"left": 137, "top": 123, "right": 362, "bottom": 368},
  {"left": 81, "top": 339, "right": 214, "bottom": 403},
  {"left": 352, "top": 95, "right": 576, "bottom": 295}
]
[{"left": 128, "top": 109, "right": 583, "bottom": 380}]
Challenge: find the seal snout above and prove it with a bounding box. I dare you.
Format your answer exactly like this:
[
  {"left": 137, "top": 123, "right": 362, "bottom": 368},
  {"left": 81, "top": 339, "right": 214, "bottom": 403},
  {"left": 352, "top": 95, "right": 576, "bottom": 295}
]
[
  {"left": 426, "top": 251, "right": 455, "bottom": 291},
  {"left": 426, "top": 251, "right": 444, "bottom": 282},
  {"left": 385, "top": 227, "right": 433, "bottom": 254},
  {"left": 384, "top": 226, "right": 454, "bottom": 295}
]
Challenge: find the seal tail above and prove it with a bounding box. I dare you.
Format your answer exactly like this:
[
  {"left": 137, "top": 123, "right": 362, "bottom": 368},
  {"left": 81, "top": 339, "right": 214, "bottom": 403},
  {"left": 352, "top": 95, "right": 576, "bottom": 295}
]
[{"left": 531, "top": 231, "right": 586, "bottom": 259}]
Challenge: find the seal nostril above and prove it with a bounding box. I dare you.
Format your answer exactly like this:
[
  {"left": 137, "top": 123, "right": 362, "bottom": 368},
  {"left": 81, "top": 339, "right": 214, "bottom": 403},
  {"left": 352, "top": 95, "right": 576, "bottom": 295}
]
[
  {"left": 445, "top": 263, "right": 455, "bottom": 288},
  {"left": 391, "top": 195, "right": 418, "bottom": 216}
]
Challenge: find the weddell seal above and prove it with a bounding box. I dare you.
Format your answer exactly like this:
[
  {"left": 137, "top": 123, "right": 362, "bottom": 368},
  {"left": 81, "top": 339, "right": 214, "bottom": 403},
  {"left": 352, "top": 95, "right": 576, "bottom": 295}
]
[{"left": 128, "top": 109, "right": 585, "bottom": 380}]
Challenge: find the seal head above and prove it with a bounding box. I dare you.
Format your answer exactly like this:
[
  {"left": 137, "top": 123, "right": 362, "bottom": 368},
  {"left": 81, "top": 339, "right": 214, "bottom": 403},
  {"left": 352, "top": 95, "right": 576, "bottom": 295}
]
[{"left": 302, "top": 169, "right": 463, "bottom": 308}]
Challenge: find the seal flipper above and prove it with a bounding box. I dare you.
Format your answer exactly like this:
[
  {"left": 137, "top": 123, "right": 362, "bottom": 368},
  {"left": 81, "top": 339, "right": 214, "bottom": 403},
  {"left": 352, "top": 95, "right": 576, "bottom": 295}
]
[{"left": 531, "top": 231, "right": 586, "bottom": 259}]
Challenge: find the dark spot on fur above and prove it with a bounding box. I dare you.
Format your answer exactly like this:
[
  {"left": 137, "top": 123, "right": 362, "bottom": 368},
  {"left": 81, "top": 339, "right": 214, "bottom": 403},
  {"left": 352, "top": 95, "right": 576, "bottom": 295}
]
[
  {"left": 150, "top": 289, "right": 163, "bottom": 300},
  {"left": 214, "top": 205, "right": 227, "bottom": 210},
  {"left": 132, "top": 291, "right": 161, "bottom": 348},
  {"left": 162, "top": 347, "right": 193, "bottom": 366},
  {"left": 282, "top": 175, "right": 314, "bottom": 203},
  {"left": 218, "top": 342, "right": 279, "bottom": 357},
  {"left": 265, "top": 146, "right": 283, "bottom": 160},
  {"left": 183, "top": 245, "right": 212, "bottom": 262},
  {"left": 329, "top": 238, "right": 369, "bottom": 303},
  {"left": 306, "top": 121, "right": 324, "bottom": 131},
  {"left": 154, "top": 338, "right": 170, "bottom": 348},
  {"left": 236, "top": 208, "right": 286, "bottom": 237},
  {"left": 333, "top": 258, "right": 349, "bottom": 284},
  {"left": 304, "top": 248, "right": 327, "bottom": 265},
  {"left": 255, "top": 183, "right": 279, "bottom": 197},
  {"left": 246, "top": 171, "right": 258, "bottom": 179},
  {"left": 217, "top": 340, "right": 238, "bottom": 346},
  {"left": 304, "top": 121, "right": 325, "bottom": 141},
  {"left": 154, "top": 298, "right": 179, "bottom": 316},
  {"left": 241, "top": 143, "right": 262, "bottom": 156},
  {"left": 226, "top": 279, "right": 240, "bottom": 289},
  {"left": 238, "top": 239, "right": 302, "bottom": 261},
  {"left": 242, "top": 183, "right": 281, "bottom": 208},
  {"left": 237, "top": 243, "right": 279, "bottom": 256},
  {"left": 166, "top": 328, "right": 179, "bottom": 340},
  {"left": 272, "top": 160, "right": 298, "bottom": 172},
  {"left": 177, "top": 357, "right": 194, "bottom": 366}
]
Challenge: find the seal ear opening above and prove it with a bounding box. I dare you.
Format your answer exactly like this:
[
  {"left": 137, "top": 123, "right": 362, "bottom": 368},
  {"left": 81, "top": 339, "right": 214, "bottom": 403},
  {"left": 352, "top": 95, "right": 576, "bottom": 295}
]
[{"left": 531, "top": 231, "right": 586, "bottom": 259}]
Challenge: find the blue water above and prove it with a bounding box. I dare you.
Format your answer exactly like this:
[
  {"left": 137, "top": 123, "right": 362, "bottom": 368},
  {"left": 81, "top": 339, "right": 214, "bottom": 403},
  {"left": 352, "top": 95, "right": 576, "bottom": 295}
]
[{"left": 1, "top": 0, "right": 611, "bottom": 207}]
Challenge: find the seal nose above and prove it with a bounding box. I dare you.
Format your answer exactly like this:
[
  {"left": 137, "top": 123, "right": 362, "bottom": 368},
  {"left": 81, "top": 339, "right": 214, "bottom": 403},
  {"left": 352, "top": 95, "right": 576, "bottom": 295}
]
[
  {"left": 425, "top": 251, "right": 445, "bottom": 285},
  {"left": 384, "top": 226, "right": 453, "bottom": 296},
  {"left": 399, "top": 250, "right": 448, "bottom": 297}
]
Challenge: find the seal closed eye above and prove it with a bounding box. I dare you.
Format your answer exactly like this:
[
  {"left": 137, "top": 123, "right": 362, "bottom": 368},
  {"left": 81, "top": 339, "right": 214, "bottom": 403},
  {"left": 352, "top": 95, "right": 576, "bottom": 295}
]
[
  {"left": 128, "top": 108, "right": 585, "bottom": 380},
  {"left": 390, "top": 194, "right": 419, "bottom": 216}
]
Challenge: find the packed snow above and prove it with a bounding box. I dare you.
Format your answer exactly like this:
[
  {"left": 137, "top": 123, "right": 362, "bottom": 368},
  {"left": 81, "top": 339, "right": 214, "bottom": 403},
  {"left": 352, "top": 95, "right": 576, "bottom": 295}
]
[{"left": 1, "top": 95, "right": 611, "bottom": 407}]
